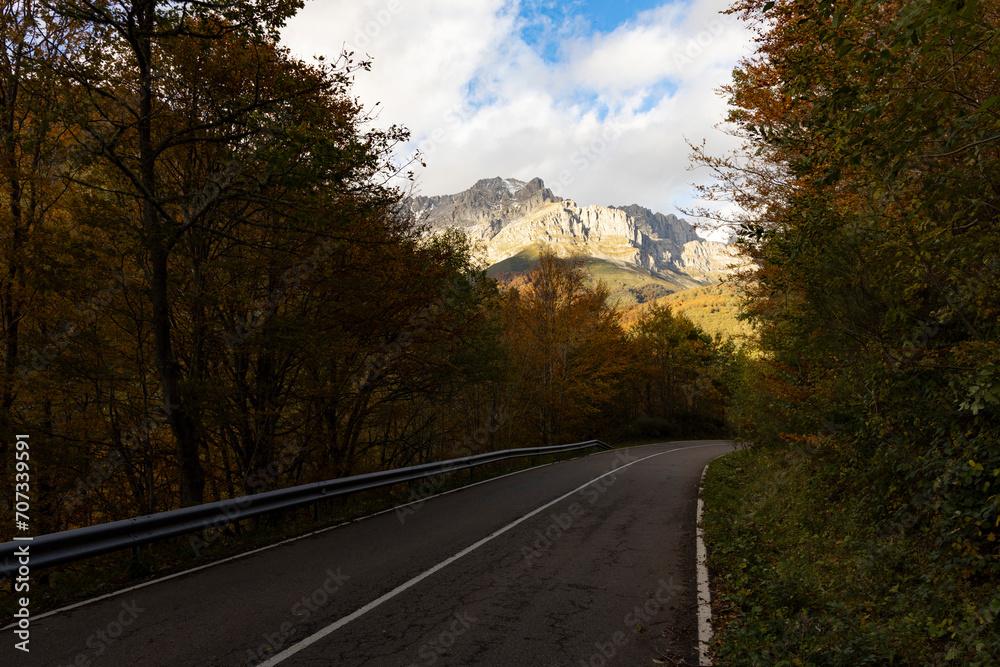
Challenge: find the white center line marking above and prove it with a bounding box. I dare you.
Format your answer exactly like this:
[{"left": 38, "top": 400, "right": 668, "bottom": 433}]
[
  {"left": 0, "top": 457, "right": 559, "bottom": 631},
  {"left": 258, "top": 442, "right": 730, "bottom": 667}
]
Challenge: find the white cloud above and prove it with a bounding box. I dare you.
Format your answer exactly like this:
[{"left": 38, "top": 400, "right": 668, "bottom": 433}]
[{"left": 281, "top": 0, "right": 754, "bottom": 233}]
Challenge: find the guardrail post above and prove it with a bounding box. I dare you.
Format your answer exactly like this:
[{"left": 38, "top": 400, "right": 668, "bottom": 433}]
[
  {"left": 0, "top": 438, "right": 619, "bottom": 577},
  {"left": 130, "top": 544, "right": 146, "bottom": 576}
]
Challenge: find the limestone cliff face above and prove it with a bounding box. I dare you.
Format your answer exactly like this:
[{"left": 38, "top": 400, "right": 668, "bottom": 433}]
[
  {"left": 410, "top": 177, "right": 738, "bottom": 281},
  {"left": 411, "top": 177, "right": 561, "bottom": 237},
  {"left": 611, "top": 204, "right": 701, "bottom": 246}
]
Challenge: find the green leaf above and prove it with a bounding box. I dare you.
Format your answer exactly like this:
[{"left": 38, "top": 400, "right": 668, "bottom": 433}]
[{"left": 980, "top": 94, "right": 1000, "bottom": 112}]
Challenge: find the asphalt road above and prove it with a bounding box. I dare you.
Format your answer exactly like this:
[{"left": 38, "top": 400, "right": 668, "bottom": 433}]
[{"left": 3, "top": 440, "right": 732, "bottom": 667}]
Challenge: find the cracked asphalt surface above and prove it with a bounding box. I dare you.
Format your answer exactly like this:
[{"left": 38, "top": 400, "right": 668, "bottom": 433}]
[{"left": 3, "top": 440, "right": 732, "bottom": 667}]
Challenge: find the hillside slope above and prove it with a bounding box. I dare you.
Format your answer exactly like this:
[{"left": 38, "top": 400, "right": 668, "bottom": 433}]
[
  {"left": 621, "top": 283, "right": 751, "bottom": 341},
  {"left": 487, "top": 247, "right": 704, "bottom": 307},
  {"left": 412, "top": 177, "right": 740, "bottom": 284}
]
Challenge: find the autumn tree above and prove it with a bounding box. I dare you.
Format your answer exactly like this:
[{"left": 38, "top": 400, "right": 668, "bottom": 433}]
[
  {"left": 696, "top": 0, "right": 1000, "bottom": 659},
  {"left": 504, "top": 252, "right": 629, "bottom": 446},
  {"left": 0, "top": 0, "right": 502, "bottom": 523},
  {"left": 626, "top": 304, "right": 731, "bottom": 430},
  {"left": 40, "top": 0, "right": 413, "bottom": 505},
  {"left": 0, "top": 1, "right": 97, "bottom": 535}
]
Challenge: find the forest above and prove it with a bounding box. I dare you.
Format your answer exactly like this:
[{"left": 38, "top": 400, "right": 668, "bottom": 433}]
[
  {"left": 0, "top": 0, "right": 735, "bottom": 545},
  {"left": 697, "top": 0, "right": 1000, "bottom": 662}
]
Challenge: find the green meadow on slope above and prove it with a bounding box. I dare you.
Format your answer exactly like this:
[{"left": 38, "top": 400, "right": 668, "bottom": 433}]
[
  {"left": 643, "top": 283, "right": 750, "bottom": 341},
  {"left": 487, "top": 248, "right": 749, "bottom": 342},
  {"left": 487, "top": 246, "right": 700, "bottom": 306}
]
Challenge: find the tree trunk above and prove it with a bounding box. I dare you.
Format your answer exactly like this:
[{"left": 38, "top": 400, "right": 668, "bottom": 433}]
[
  {"left": 151, "top": 247, "right": 204, "bottom": 504},
  {"left": 137, "top": 0, "right": 203, "bottom": 505}
]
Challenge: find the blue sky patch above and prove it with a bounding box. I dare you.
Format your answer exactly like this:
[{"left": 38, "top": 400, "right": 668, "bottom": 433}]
[
  {"left": 518, "top": 0, "right": 671, "bottom": 52},
  {"left": 636, "top": 80, "right": 679, "bottom": 113},
  {"left": 574, "top": 0, "right": 671, "bottom": 32}
]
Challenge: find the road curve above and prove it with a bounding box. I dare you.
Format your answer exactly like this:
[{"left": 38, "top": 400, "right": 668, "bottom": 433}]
[{"left": 3, "top": 440, "right": 732, "bottom": 667}]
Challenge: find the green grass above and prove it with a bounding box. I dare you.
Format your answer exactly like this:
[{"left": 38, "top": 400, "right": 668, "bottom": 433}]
[
  {"left": 701, "top": 445, "right": 1000, "bottom": 666},
  {"left": 487, "top": 247, "right": 752, "bottom": 343},
  {"left": 617, "top": 282, "right": 752, "bottom": 343},
  {"left": 486, "top": 247, "right": 699, "bottom": 307},
  {"left": 583, "top": 258, "right": 695, "bottom": 306},
  {"left": 486, "top": 245, "right": 543, "bottom": 277},
  {"left": 657, "top": 283, "right": 750, "bottom": 341}
]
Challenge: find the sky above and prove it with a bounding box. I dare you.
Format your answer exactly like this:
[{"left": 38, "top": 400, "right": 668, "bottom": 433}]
[{"left": 281, "top": 0, "right": 754, "bottom": 240}]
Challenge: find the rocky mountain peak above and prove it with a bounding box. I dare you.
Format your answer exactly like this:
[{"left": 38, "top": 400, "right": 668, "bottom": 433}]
[
  {"left": 611, "top": 204, "right": 700, "bottom": 245},
  {"left": 410, "top": 176, "right": 562, "bottom": 235},
  {"left": 408, "top": 177, "right": 738, "bottom": 283}
]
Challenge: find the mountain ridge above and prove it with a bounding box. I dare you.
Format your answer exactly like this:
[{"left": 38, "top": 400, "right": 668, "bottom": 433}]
[{"left": 410, "top": 176, "right": 739, "bottom": 288}]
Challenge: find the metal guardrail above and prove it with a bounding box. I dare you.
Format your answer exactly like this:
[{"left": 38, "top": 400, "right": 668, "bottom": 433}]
[{"left": 0, "top": 439, "right": 611, "bottom": 578}]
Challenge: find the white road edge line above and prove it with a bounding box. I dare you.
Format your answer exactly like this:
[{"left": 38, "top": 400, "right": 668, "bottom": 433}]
[
  {"left": 2, "top": 440, "right": 710, "bottom": 631},
  {"left": 258, "top": 442, "right": 730, "bottom": 667},
  {"left": 0, "top": 460, "right": 560, "bottom": 631},
  {"left": 6, "top": 441, "right": 684, "bottom": 627},
  {"left": 696, "top": 454, "right": 726, "bottom": 667}
]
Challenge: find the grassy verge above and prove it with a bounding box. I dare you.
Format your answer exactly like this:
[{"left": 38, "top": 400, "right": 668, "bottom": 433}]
[{"left": 701, "top": 445, "right": 1000, "bottom": 666}]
